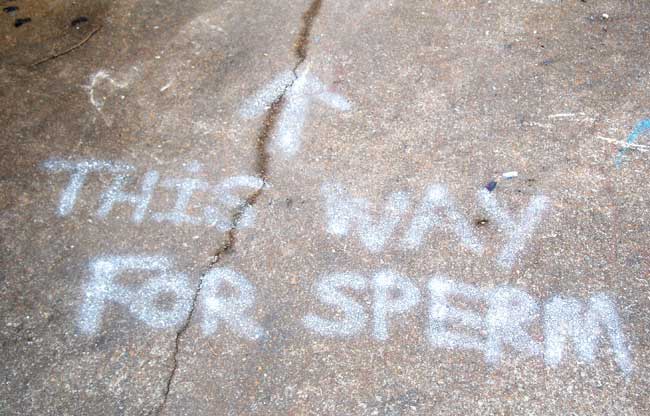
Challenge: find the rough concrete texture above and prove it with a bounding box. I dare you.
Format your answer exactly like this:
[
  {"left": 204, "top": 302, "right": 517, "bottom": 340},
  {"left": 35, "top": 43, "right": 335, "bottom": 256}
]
[{"left": 1, "top": 0, "right": 650, "bottom": 415}]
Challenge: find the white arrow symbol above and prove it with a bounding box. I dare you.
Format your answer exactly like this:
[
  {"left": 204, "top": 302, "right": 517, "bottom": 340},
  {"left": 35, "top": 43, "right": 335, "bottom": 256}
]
[{"left": 240, "top": 67, "right": 351, "bottom": 157}]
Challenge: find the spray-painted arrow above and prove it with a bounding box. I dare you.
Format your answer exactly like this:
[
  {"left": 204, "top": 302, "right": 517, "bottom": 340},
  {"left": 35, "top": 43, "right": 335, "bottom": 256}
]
[{"left": 240, "top": 67, "right": 351, "bottom": 157}]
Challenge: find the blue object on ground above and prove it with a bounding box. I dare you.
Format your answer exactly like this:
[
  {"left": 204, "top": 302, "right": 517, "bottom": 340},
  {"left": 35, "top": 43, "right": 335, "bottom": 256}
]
[
  {"left": 485, "top": 180, "right": 497, "bottom": 192},
  {"left": 615, "top": 119, "right": 650, "bottom": 168}
]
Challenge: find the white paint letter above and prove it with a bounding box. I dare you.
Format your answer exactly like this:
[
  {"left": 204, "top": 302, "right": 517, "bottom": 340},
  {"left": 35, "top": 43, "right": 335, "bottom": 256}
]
[
  {"left": 426, "top": 277, "right": 486, "bottom": 351},
  {"left": 485, "top": 286, "right": 541, "bottom": 363},
  {"left": 96, "top": 170, "right": 159, "bottom": 222},
  {"left": 372, "top": 270, "right": 421, "bottom": 341},
  {"left": 322, "top": 182, "right": 410, "bottom": 252},
  {"left": 203, "top": 175, "right": 265, "bottom": 232},
  {"left": 78, "top": 255, "right": 193, "bottom": 334},
  {"left": 132, "top": 274, "right": 194, "bottom": 329},
  {"left": 152, "top": 166, "right": 209, "bottom": 225},
  {"left": 478, "top": 189, "right": 548, "bottom": 269},
  {"left": 42, "top": 159, "right": 133, "bottom": 216},
  {"left": 404, "top": 184, "right": 483, "bottom": 253},
  {"left": 544, "top": 294, "right": 633, "bottom": 376},
  {"left": 200, "top": 268, "right": 265, "bottom": 340},
  {"left": 303, "top": 273, "right": 367, "bottom": 337}
]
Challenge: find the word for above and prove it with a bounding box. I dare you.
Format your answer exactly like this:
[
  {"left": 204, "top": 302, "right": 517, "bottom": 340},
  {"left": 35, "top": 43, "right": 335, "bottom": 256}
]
[
  {"left": 240, "top": 67, "right": 351, "bottom": 157},
  {"left": 78, "top": 255, "right": 264, "bottom": 340},
  {"left": 42, "top": 158, "right": 263, "bottom": 231},
  {"left": 79, "top": 255, "right": 632, "bottom": 376},
  {"left": 322, "top": 182, "right": 548, "bottom": 269}
]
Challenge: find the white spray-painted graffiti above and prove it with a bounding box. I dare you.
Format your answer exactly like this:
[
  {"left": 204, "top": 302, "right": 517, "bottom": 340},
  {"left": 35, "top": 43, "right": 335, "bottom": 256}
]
[
  {"left": 85, "top": 69, "right": 139, "bottom": 126},
  {"left": 78, "top": 255, "right": 265, "bottom": 340},
  {"left": 322, "top": 182, "right": 412, "bottom": 253},
  {"left": 43, "top": 159, "right": 134, "bottom": 217},
  {"left": 305, "top": 270, "right": 633, "bottom": 376},
  {"left": 544, "top": 295, "right": 633, "bottom": 375},
  {"left": 426, "top": 278, "right": 542, "bottom": 364},
  {"left": 302, "top": 272, "right": 368, "bottom": 337},
  {"left": 42, "top": 158, "right": 264, "bottom": 231},
  {"left": 240, "top": 67, "right": 352, "bottom": 157},
  {"left": 86, "top": 70, "right": 131, "bottom": 113},
  {"left": 322, "top": 181, "right": 548, "bottom": 270},
  {"left": 77, "top": 255, "right": 633, "bottom": 376},
  {"left": 200, "top": 267, "right": 265, "bottom": 340},
  {"left": 78, "top": 255, "right": 194, "bottom": 334},
  {"left": 477, "top": 189, "right": 548, "bottom": 269}
]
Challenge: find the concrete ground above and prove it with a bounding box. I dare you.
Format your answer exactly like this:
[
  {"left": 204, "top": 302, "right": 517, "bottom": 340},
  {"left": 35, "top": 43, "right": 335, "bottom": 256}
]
[{"left": 1, "top": 0, "right": 650, "bottom": 414}]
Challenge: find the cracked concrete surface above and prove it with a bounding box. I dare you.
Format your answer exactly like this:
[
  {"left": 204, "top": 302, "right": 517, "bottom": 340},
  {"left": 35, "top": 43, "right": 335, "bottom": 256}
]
[
  {"left": 155, "top": 4, "right": 325, "bottom": 412},
  {"left": 2, "top": 0, "right": 650, "bottom": 415}
]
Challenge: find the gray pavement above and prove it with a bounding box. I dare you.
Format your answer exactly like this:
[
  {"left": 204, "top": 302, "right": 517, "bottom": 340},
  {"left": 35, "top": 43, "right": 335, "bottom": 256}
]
[{"left": 2, "top": 0, "right": 650, "bottom": 415}]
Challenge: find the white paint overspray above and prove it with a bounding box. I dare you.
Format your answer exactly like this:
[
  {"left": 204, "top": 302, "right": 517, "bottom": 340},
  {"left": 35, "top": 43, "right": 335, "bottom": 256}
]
[
  {"left": 544, "top": 294, "right": 633, "bottom": 376},
  {"left": 96, "top": 171, "right": 160, "bottom": 223},
  {"left": 152, "top": 164, "right": 210, "bottom": 225},
  {"left": 303, "top": 273, "right": 367, "bottom": 337},
  {"left": 239, "top": 70, "right": 295, "bottom": 119},
  {"left": 203, "top": 176, "right": 265, "bottom": 232},
  {"left": 86, "top": 70, "right": 130, "bottom": 112},
  {"left": 321, "top": 182, "right": 410, "bottom": 252},
  {"left": 427, "top": 278, "right": 541, "bottom": 364},
  {"left": 426, "top": 277, "right": 486, "bottom": 351},
  {"left": 477, "top": 189, "right": 548, "bottom": 269},
  {"left": 43, "top": 157, "right": 266, "bottom": 230},
  {"left": 78, "top": 255, "right": 193, "bottom": 334},
  {"left": 403, "top": 184, "right": 483, "bottom": 254},
  {"left": 75, "top": 257, "right": 634, "bottom": 375},
  {"left": 199, "top": 268, "right": 265, "bottom": 340},
  {"left": 85, "top": 70, "right": 134, "bottom": 125},
  {"left": 485, "top": 286, "right": 541, "bottom": 364},
  {"left": 42, "top": 159, "right": 134, "bottom": 216},
  {"left": 240, "top": 67, "right": 351, "bottom": 157},
  {"left": 372, "top": 270, "right": 421, "bottom": 341}
]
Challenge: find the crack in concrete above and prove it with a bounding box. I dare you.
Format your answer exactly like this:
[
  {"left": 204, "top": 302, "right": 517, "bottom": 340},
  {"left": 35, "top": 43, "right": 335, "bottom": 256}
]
[
  {"left": 294, "top": 0, "right": 322, "bottom": 62},
  {"left": 151, "top": 1, "right": 324, "bottom": 414}
]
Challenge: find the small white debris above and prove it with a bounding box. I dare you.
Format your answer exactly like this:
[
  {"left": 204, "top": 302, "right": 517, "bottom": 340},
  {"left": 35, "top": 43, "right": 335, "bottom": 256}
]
[
  {"left": 160, "top": 81, "right": 173, "bottom": 92},
  {"left": 503, "top": 171, "right": 518, "bottom": 179},
  {"left": 602, "top": 13, "right": 609, "bottom": 20}
]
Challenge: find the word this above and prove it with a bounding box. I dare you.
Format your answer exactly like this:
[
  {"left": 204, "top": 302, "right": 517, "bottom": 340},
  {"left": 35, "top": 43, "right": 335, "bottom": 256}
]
[{"left": 42, "top": 158, "right": 264, "bottom": 231}]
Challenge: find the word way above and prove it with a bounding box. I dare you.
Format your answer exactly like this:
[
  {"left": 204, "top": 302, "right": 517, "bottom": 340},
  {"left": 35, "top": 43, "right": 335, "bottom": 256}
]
[
  {"left": 42, "top": 158, "right": 264, "bottom": 231},
  {"left": 322, "top": 181, "right": 549, "bottom": 270},
  {"left": 78, "top": 255, "right": 632, "bottom": 376}
]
